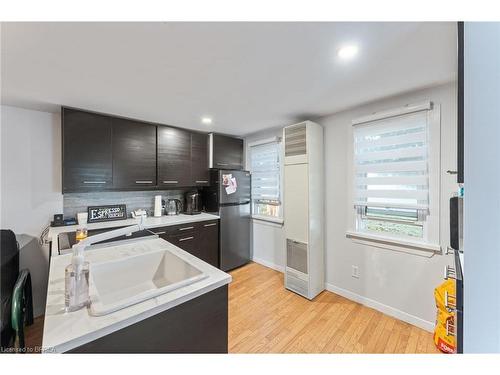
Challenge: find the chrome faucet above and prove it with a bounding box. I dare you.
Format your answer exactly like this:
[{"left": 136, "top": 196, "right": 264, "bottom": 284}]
[{"left": 65, "top": 217, "right": 147, "bottom": 312}]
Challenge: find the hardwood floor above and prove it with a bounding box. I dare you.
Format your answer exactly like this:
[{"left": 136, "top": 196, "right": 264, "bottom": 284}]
[
  {"left": 22, "top": 261, "right": 440, "bottom": 354},
  {"left": 25, "top": 316, "right": 45, "bottom": 352},
  {"left": 228, "top": 262, "right": 440, "bottom": 354}
]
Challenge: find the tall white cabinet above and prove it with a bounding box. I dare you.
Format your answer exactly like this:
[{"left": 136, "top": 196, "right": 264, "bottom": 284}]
[{"left": 283, "top": 121, "right": 324, "bottom": 299}]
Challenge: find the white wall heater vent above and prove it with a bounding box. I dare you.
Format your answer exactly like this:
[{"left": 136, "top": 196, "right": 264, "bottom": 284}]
[{"left": 283, "top": 121, "right": 324, "bottom": 299}]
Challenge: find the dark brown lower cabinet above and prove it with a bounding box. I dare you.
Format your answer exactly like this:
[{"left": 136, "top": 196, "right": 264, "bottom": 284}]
[
  {"left": 69, "top": 285, "right": 228, "bottom": 353},
  {"left": 149, "top": 220, "right": 219, "bottom": 268},
  {"left": 198, "top": 221, "right": 219, "bottom": 268},
  {"left": 167, "top": 233, "right": 197, "bottom": 254}
]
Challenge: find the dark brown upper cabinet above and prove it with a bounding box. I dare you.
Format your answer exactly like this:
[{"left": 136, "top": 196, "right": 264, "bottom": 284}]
[
  {"left": 210, "top": 133, "right": 244, "bottom": 170},
  {"left": 190, "top": 132, "right": 209, "bottom": 186},
  {"left": 62, "top": 108, "right": 113, "bottom": 192},
  {"left": 157, "top": 126, "right": 191, "bottom": 188},
  {"left": 112, "top": 118, "right": 157, "bottom": 189},
  {"left": 62, "top": 108, "right": 217, "bottom": 192}
]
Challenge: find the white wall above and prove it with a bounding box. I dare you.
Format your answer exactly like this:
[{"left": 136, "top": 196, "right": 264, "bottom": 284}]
[
  {"left": 245, "top": 82, "right": 457, "bottom": 331},
  {"left": 244, "top": 127, "right": 285, "bottom": 271},
  {"left": 251, "top": 219, "right": 285, "bottom": 272},
  {"left": 463, "top": 23, "right": 500, "bottom": 353},
  {"left": 0, "top": 105, "right": 63, "bottom": 316}
]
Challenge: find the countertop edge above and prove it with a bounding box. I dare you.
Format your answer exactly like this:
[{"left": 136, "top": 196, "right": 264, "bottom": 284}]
[
  {"left": 47, "top": 213, "right": 220, "bottom": 241},
  {"left": 47, "top": 213, "right": 220, "bottom": 256}
]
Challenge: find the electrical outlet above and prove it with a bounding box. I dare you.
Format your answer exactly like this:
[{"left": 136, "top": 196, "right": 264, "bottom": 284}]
[{"left": 352, "top": 265, "right": 360, "bottom": 279}]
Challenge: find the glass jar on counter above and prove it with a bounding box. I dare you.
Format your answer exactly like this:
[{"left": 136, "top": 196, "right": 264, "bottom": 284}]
[{"left": 75, "top": 227, "right": 88, "bottom": 242}]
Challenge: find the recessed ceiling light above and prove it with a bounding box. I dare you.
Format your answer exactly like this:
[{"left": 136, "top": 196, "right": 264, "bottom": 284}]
[
  {"left": 201, "top": 117, "right": 213, "bottom": 125},
  {"left": 337, "top": 45, "right": 359, "bottom": 60}
]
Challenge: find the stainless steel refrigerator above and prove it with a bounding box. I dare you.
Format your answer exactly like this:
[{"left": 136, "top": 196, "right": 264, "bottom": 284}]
[{"left": 203, "top": 169, "right": 251, "bottom": 271}]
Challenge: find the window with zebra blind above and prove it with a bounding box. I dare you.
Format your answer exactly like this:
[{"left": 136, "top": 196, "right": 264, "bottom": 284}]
[
  {"left": 250, "top": 139, "right": 282, "bottom": 219},
  {"left": 352, "top": 102, "right": 440, "bottom": 243}
]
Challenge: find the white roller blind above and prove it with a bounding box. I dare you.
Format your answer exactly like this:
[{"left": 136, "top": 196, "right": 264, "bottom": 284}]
[
  {"left": 353, "top": 110, "right": 430, "bottom": 210},
  {"left": 250, "top": 142, "right": 280, "bottom": 203},
  {"left": 250, "top": 141, "right": 280, "bottom": 203}
]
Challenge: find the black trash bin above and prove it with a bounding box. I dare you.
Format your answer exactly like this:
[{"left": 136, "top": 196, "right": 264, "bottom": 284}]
[{"left": 1, "top": 229, "right": 20, "bottom": 351}]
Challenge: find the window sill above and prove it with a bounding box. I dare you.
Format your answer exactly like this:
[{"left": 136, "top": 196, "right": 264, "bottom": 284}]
[
  {"left": 345, "top": 230, "right": 441, "bottom": 257},
  {"left": 252, "top": 215, "right": 284, "bottom": 226}
]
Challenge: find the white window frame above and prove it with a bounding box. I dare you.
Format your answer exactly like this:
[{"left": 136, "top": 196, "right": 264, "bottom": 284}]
[
  {"left": 346, "top": 101, "right": 441, "bottom": 254},
  {"left": 248, "top": 137, "right": 284, "bottom": 224}
]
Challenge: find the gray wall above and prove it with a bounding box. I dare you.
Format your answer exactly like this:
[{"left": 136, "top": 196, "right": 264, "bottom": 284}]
[
  {"left": 463, "top": 22, "right": 500, "bottom": 353},
  {"left": 64, "top": 190, "right": 186, "bottom": 218}
]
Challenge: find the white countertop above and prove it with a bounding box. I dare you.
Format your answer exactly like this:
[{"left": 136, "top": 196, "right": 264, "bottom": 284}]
[
  {"left": 47, "top": 213, "right": 219, "bottom": 256},
  {"left": 42, "top": 237, "right": 231, "bottom": 353}
]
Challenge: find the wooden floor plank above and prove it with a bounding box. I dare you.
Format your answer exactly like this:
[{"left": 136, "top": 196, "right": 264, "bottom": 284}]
[{"left": 228, "top": 263, "right": 441, "bottom": 354}]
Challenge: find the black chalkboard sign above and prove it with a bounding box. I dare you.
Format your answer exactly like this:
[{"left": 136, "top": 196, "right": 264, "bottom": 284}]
[{"left": 87, "top": 204, "right": 127, "bottom": 223}]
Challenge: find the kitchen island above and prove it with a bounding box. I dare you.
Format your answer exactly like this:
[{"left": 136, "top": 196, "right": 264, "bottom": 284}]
[{"left": 42, "top": 237, "right": 231, "bottom": 353}]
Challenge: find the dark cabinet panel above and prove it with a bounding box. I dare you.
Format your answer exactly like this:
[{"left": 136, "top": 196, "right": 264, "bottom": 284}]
[
  {"left": 151, "top": 220, "right": 219, "bottom": 268},
  {"left": 198, "top": 221, "right": 219, "bottom": 267},
  {"left": 158, "top": 126, "right": 191, "bottom": 188},
  {"left": 62, "top": 107, "right": 242, "bottom": 193},
  {"left": 191, "top": 132, "right": 209, "bottom": 186},
  {"left": 70, "top": 286, "right": 228, "bottom": 353},
  {"left": 62, "top": 108, "right": 113, "bottom": 192},
  {"left": 167, "top": 233, "right": 197, "bottom": 254},
  {"left": 112, "top": 118, "right": 157, "bottom": 189},
  {"left": 211, "top": 134, "right": 244, "bottom": 170}
]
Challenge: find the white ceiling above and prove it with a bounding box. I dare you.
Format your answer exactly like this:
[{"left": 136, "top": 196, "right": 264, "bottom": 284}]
[{"left": 1, "top": 22, "right": 456, "bottom": 136}]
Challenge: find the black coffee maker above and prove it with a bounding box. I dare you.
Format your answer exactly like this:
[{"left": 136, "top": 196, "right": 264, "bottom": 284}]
[{"left": 184, "top": 190, "right": 202, "bottom": 215}]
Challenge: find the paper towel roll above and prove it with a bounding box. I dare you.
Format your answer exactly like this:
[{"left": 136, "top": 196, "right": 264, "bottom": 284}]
[{"left": 154, "top": 195, "right": 162, "bottom": 217}]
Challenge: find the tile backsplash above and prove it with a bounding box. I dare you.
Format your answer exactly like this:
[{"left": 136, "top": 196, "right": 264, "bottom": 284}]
[{"left": 63, "top": 190, "right": 190, "bottom": 218}]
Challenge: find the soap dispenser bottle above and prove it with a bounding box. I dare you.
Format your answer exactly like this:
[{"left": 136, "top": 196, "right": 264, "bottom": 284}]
[{"left": 64, "top": 248, "right": 90, "bottom": 312}]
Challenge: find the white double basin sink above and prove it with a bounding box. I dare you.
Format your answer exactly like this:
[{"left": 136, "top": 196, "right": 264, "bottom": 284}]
[{"left": 88, "top": 248, "right": 208, "bottom": 316}]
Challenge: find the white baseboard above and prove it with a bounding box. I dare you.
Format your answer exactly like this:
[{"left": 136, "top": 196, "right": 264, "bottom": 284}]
[
  {"left": 251, "top": 260, "right": 434, "bottom": 333},
  {"left": 325, "top": 283, "right": 435, "bottom": 332},
  {"left": 252, "top": 257, "right": 285, "bottom": 273}
]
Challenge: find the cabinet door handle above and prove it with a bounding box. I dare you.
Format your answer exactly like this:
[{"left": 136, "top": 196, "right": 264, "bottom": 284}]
[
  {"left": 195, "top": 180, "right": 208, "bottom": 184},
  {"left": 179, "top": 226, "right": 194, "bottom": 231},
  {"left": 179, "top": 236, "right": 194, "bottom": 242},
  {"left": 135, "top": 180, "right": 153, "bottom": 184},
  {"left": 151, "top": 231, "right": 166, "bottom": 235},
  {"left": 163, "top": 180, "right": 178, "bottom": 184},
  {"left": 83, "top": 181, "right": 106, "bottom": 184},
  {"left": 203, "top": 223, "right": 217, "bottom": 227},
  {"left": 216, "top": 163, "right": 229, "bottom": 166},
  {"left": 446, "top": 170, "right": 458, "bottom": 175}
]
